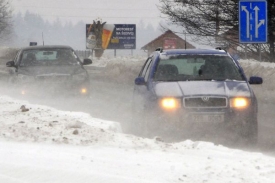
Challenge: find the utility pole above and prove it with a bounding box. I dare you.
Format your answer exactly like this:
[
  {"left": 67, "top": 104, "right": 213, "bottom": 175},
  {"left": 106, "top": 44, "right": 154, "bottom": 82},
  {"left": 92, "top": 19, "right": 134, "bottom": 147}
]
[
  {"left": 215, "top": 0, "right": 220, "bottom": 43},
  {"left": 185, "top": 32, "right": 187, "bottom": 49}
]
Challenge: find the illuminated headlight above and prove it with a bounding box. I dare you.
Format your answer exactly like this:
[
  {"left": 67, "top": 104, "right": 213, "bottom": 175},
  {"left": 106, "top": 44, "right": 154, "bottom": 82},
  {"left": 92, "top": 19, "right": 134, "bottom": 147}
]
[
  {"left": 72, "top": 72, "right": 87, "bottom": 81},
  {"left": 159, "top": 97, "right": 181, "bottom": 110},
  {"left": 21, "top": 90, "right": 26, "bottom": 95},
  {"left": 80, "top": 88, "right": 88, "bottom": 94},
  {"left": 230, "top": 97, "right": 250, "bottom": 109}
]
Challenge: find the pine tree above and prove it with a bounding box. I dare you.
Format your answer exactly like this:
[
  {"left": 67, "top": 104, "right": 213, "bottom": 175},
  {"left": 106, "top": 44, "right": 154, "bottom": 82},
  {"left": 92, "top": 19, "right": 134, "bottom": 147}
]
[{"left": 0, "top": 0, "right": 12, "bottom": 41}]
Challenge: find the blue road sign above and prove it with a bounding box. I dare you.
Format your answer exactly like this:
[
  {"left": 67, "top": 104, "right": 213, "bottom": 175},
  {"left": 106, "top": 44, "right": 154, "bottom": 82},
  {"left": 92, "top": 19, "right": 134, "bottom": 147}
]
[{"left": 239, "top": 0, "right": 268, "bottom": 43}]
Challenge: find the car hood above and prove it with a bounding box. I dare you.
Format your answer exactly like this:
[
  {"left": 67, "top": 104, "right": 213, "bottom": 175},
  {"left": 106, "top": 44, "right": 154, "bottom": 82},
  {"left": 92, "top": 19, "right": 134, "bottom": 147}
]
[
  {"left": 17, "top": 65, "right": 86, "bottom": 76},
  {"left": 154, "top": 81, "right": 252, "bottom": 98}
]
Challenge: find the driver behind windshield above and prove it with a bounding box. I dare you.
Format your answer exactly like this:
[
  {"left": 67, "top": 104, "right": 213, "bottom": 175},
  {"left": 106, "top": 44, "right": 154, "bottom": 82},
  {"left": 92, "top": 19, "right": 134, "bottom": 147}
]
[
  {"left": 56, "top": 50, "right": 75, "bottom": 62},
  {"left": 20, "top": 49, "right": 78, "bottom": 66},
  {"left": 154, "top": 55, "right": 243, "bottom": 81}
]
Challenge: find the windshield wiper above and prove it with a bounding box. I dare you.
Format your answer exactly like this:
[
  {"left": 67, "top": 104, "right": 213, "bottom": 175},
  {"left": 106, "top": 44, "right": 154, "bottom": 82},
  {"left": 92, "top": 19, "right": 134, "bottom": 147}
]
[
  {"left": 186, "top": 78, "right": 213, "bottom": 81},
  {"left": 155, "top": 79, "right": 179, "bottom": 82}
]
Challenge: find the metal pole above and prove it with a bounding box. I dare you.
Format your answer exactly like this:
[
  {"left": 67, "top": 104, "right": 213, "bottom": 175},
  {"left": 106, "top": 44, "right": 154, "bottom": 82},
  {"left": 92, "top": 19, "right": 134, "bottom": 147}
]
[
  {"left": 245, "top": 44, "right": 247, "bottom": 59},
  {"left": 259, "top": 44, "right": 262, "bottom": 62},
  {"left": 185, "top": 32, "right": 187, "bottom": 49}
]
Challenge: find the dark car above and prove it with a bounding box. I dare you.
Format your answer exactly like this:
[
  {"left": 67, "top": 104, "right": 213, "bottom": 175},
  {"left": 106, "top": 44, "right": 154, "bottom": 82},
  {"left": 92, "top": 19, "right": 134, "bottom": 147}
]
[
  {"left": 132, "top": 48, "right": 263, "bottom": 143},
  {"left": 6, "top": 45, "right": 92, "bottom": 96}
]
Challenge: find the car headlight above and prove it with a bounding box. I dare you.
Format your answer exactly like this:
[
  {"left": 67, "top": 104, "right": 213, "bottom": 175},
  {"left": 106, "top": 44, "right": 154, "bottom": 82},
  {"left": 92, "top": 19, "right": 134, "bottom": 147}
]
[
  {"left": 159, "top": 97, "right": 181, "bottom": 110},
  {"left": 230, "top": 97, "right": 250, "bottom": 109},
  {"left": 80, "top": 87, "right": 88, "bottom": 94}
]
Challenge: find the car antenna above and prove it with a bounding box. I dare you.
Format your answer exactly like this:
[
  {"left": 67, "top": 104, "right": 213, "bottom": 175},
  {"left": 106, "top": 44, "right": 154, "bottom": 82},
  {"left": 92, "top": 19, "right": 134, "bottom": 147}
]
[{"left": 42, "top": 32, "right": 44, "bottom": 46}]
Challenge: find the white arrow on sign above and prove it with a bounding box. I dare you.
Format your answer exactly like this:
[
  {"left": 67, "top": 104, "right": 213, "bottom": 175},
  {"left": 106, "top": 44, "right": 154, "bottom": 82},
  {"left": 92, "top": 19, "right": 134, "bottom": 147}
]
[
  {"left": 254, "top": 6, "right": 265, "bottom": 38},
  {"left": 242, "top": 6, "right": 250, "bottom": 38}
]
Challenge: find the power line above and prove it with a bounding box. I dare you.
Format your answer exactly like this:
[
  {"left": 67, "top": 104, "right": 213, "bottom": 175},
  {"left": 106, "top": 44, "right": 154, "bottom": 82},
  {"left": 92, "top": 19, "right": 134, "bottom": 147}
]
[
  {"left": 13, "top": 12, "right": 162, "bottom": 19},
  {"left": 36, "top": 14, "right": 162, "bottom": 19},
  {"left": 13, "top": 5, "right": 157, "bottom": 11}
]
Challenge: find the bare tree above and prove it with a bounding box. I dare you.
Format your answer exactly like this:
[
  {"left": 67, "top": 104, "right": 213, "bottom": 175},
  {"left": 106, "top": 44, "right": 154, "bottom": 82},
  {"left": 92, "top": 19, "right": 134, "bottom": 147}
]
[
  {"left": 159, "top": 0, "right": 275, "bottom": 62},
  {"left": 0, "top": 0, "right": 12, "bottom": 41}
]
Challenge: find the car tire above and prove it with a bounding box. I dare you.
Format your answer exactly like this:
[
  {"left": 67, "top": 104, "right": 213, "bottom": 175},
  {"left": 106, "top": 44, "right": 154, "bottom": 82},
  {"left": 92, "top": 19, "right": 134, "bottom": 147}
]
[{"left": 238, "top": 117, "right": 258, "bottom": 145}]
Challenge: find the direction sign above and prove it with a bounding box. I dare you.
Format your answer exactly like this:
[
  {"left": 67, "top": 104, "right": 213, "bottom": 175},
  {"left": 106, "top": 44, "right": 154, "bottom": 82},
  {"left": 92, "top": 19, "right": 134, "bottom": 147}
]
[{"left": 239, "top": 0, "right": 268, "bottom": 43}]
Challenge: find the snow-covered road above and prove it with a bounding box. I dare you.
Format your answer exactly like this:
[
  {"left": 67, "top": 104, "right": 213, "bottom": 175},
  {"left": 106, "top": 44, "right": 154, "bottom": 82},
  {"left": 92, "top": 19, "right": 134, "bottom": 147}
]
[{"left": 1, "top": 95, "right": 275, "bottom": 183}]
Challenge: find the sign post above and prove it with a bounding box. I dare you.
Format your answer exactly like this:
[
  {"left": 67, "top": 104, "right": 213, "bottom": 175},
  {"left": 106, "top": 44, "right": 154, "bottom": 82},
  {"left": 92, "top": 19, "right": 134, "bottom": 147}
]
[{"left": 239, "top": 0, "right": 268, "bottom": 61}]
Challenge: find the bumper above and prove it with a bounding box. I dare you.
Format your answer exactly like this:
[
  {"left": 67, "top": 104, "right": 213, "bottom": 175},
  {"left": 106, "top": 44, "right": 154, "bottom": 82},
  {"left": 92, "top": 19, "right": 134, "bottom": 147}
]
[
  {"left": 146, "top": 104, "right": 256, "bottom": 129},
  {"left": 17, "top": 80, "right": 91, "bottom": 97}
]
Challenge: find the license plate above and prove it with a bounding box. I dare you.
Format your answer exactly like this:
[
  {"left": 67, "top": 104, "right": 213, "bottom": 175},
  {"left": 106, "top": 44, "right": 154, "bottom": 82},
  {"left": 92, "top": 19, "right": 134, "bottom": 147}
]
[{"left": 189, "top": 114, "right": 224, "bottom": 123}]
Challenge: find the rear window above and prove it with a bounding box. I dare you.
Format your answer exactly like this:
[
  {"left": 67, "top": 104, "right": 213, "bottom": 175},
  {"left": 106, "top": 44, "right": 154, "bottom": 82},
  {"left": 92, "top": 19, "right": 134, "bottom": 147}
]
[{"left": 154, "top": 55, "right": 244, "bottom": 81}]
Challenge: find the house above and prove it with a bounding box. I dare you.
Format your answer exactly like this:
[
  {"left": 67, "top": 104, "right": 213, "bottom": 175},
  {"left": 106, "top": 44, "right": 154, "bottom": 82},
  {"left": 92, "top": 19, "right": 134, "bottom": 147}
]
[{"left": 141, "top": 30, "right": 195, "bottom": 55}]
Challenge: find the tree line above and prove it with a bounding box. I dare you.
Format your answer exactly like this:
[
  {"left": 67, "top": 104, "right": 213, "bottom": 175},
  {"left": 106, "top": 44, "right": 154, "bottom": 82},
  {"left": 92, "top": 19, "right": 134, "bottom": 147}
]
[
  {"left": 0, "top": 6, "right": 161, "bottom": 51},
  {"left": 159, "top": 0, "right": 275, "bottom": 62}
]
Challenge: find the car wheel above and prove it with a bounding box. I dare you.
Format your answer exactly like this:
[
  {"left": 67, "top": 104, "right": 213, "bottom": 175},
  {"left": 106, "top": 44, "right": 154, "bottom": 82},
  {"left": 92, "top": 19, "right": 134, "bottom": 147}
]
[{"left": 238, "top": 117, "right": 258, "bottom": 145}]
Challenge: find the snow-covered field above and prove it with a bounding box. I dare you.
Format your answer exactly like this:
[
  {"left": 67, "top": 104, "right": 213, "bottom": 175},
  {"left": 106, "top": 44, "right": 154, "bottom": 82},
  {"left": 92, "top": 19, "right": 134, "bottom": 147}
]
[
  {"left": 1, "top": 95, "right": 275, "bottom": 183},
  {"left": 2, "top": 48, "right": 275, "bottom": 182}
]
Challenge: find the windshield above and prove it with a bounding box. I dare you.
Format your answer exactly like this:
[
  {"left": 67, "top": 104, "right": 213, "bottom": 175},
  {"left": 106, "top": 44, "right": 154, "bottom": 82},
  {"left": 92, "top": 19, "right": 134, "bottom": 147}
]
[
  {"left": 20, "top": 48, "right": 80, "bottom": 66},
  {"left": 154, "top": 55, "right": 244, "bottom": 81}
]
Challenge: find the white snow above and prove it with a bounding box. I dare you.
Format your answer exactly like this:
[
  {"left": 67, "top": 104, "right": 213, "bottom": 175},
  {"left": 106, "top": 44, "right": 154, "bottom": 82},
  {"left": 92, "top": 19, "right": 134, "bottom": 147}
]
[
  {"left": 1, "top": 89, "right": 275, "bottom": 182},
  {"left": 1, "top": 53, "right": 275, "bottom": 182}
]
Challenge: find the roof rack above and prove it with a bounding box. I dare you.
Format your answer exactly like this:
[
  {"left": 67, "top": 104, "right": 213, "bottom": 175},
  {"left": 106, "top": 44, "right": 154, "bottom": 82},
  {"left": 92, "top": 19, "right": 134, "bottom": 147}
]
[
  {"left": 215, "top": 47, "right": 227, "bottom": 52},
  {"left": 155, "top": 47, "right": 163, "bottom": 53}
]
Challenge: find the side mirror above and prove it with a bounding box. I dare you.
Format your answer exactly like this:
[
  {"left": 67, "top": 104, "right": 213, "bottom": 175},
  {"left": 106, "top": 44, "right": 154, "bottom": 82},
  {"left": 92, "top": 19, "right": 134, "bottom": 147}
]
[
  {"left": 135, "top": 77, "right": 146, "bottom": 85},
  {"left": 249, "top": 76, "right": 263, "bottom": 85},
  {"left": 82, "top": 58, "right": 92, "bottom": 65},
  {"left": 6, "top": 61, "right": 15, "bottom": 67}
]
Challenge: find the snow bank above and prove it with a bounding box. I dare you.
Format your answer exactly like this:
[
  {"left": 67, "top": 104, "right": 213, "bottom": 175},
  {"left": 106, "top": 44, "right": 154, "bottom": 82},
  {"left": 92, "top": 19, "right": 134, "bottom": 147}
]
[
  {"left": 1, "top": 52, "right": 275, "bottom": 182},
  {"left": 0, "top": 96, "right": 122, "bottom": 145},
  {"left": 86, "top": 56, "right": 145, "bottom": 85},
  {"left": 1, "top": 95, "right": 275, "bottom": 182},
  {"left": 238, "top": 59, "right": 275, "bottom": 102}
]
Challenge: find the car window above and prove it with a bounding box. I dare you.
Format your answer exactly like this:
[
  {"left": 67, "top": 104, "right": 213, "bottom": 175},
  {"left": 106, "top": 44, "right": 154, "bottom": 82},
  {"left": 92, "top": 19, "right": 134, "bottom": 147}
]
[
  {"left": 19, "top": 48, "right": 79, "bottom": 66},
  {"left": 144, "top": 58, "right": 153, "bottom": 82},
  {"left": 14, "top": 51, "right": 22, "bottom": 65},
  {"left": 154, "top": 55, "right": 244, "bottom": 81},
  {"left": 139, "top": 57, "right": 152, "bottom": 78}
]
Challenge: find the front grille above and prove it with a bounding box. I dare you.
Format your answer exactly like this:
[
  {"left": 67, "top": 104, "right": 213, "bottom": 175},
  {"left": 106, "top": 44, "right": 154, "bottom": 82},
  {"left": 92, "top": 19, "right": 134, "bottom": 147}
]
[
  {"left": 184, "top": 97, "right": 227, "bottom": 108},
  {"left": 36, "top": 75, "right": 71, "bottom": 83}
]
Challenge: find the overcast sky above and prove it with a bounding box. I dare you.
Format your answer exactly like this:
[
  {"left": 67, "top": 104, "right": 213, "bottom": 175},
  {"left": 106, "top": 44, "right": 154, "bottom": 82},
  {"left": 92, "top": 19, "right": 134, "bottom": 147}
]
[{"left": 12, "top": 0, "right": 163, "bottom": 27}]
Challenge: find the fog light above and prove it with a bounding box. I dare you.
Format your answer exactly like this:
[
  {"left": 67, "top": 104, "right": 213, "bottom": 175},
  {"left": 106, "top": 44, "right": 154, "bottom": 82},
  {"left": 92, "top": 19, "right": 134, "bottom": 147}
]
[
  {"left": 21, "top": 90, "right": 26, "bottom": 95},
  {"left": 160, "top": 98, "right": 181, "bottom": 110},
  {"left": 81, "top": 88, "right": 87, "bottom": 94}
]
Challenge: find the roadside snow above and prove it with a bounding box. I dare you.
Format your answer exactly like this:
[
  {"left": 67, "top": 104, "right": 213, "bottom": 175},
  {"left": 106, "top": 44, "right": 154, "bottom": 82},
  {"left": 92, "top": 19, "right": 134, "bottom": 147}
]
[
  {"left": 239, "top": 59, "right": 275, "bottom": 69},
  {"left": 1, "top": 95, "right": 275, "bottom": 183},
  {"left": 0, "top": 96, "right": 122, "bottom": 145}
]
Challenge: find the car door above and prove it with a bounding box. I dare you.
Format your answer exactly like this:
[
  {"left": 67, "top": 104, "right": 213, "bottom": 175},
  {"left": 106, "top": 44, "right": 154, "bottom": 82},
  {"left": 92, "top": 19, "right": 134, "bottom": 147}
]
[
  {"left": 7, "top": 50, "right": 21, "bottom": 77},
  {"left": 132, "top": 56, "right": 154, "bottom": 114}
]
